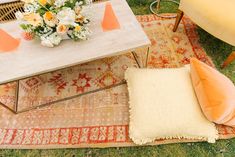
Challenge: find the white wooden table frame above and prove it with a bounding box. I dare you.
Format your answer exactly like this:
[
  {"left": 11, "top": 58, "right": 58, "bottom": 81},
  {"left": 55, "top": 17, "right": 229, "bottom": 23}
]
[{"left": 0, "top": 0, "right": 150, "bottom": 113}]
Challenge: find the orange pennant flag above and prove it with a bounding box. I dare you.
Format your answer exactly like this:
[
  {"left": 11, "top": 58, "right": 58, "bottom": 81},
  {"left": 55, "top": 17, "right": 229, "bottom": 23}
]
[
  {"left": 0, "top": 29, "right": 20, "bottom": 52},
  {"left": 101, "top": 2, "right": 120, "bottom": 31}
]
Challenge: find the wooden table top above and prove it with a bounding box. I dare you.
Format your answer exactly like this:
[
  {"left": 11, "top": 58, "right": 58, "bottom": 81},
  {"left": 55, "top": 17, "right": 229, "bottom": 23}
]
[{"left": 0, "top": 0, "right": 150, "bottom": 84}]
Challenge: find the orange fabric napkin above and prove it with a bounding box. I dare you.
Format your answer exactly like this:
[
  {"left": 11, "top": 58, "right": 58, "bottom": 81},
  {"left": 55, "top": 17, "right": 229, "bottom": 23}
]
[
  {"left": 101, "top": 2, "right": 120, "bottom": 31},
  {"left": 0, "top": 29, "right": 20, "bottom": 52}
]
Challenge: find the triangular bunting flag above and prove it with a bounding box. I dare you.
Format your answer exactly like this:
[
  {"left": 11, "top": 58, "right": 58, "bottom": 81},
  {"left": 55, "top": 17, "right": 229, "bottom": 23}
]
[
  {"left": 0, "top": 29, "right": 20, "bottom": 52},
  {"left": 101, "top": 2, "right": 120, "bottom": 31}
]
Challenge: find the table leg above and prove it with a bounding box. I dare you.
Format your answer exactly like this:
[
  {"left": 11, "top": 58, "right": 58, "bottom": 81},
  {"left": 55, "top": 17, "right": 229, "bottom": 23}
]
[
  {"left": 14, "top": 80, "right": 20, "bottom": 113},
  {"left": 131, "top": 51, "right": 141, "bottom": 68},
  {"left": 0, "top": 80, "right": 19, "bottom": 114},
  {"left": 145, "top": 47, "right": 150, "bottom": 68},
  {"left": 131, "top": 47, "right": 150, "bottom": 68},
  {"left": 16, "top": 80, "right": 127, "bottom": 114}
]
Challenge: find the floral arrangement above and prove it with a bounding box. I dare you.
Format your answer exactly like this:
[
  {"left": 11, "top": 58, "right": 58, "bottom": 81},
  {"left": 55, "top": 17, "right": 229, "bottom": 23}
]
[{"left": 15, "top": 0, "right": 91, "bottom": 47}]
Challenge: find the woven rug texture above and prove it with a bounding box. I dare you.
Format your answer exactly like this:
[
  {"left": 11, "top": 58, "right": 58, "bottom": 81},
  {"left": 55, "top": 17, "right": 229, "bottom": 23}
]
[{"left": 0, "top": 15, "right": 234, "bottom": 149}]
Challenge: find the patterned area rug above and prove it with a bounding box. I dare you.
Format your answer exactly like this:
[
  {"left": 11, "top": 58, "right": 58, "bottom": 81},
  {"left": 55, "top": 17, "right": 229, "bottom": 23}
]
[{"left": 0, "top": 15, "right": 234, "bottom": 149}]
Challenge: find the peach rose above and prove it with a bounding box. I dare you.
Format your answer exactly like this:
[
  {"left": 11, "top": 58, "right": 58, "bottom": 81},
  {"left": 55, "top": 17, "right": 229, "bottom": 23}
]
[{"left": 56, "top": 24, "right": 67, "bottom": 35}]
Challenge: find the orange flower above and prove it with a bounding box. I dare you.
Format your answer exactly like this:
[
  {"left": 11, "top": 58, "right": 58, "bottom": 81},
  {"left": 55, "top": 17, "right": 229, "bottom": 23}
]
[
  {"left": 43, "top": 11, "right": 57, "bottom": 27},
  {"left": 44, "top": 11, "right": 53, "bottom": 20},
  {"left": 38, "top": 0, "right": 47, "bottom": 5}
]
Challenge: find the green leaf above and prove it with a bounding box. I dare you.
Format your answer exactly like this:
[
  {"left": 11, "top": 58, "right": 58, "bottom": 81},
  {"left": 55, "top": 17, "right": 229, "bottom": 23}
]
[
  {"left": 37, "top": 8, "right": 47, "bottom": 16},
  {"left": 20, "top": 24, "right": 29, "bottom": 30}
]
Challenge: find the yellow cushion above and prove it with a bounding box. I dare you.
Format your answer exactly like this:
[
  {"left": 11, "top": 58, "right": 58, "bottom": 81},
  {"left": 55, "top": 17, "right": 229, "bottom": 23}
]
[
  {"left": 190, "top": 58, "right": 235, "bottom": 126},
  {"left": 179, "top": 0, "right": 235, "bottom": 46}
]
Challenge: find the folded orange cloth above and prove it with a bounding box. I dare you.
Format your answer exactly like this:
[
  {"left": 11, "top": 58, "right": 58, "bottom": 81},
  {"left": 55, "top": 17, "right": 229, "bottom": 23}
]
[
  {"left": 101, "top": 2, "right": 120, "bottom": 31},
  {"left": 190, "top": 58, "right": 235, "bottom": 127},
  {"left": 0, "top": 29, "right": 20, "bottom": 52}
]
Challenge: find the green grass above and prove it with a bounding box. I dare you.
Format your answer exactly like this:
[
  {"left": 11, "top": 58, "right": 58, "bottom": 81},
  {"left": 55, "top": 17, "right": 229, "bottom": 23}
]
[
  {"left": 129, "top": 0, "right": 179, "bottom": 15},
  {"left": 1, "top": 140, "right": 235, "bottom": 157},
  {"left": 1, "top": 1, "right": 234, "bottom": 156}
]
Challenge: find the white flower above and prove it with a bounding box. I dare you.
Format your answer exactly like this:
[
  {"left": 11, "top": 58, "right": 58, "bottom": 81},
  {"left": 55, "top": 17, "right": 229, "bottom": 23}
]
[
  {"left": 54, "top": 0, "right": 68, "bottom": 7},
  {"left": 32, "top": 2, "right": 40, "bottom": 10},
  {"left": 41, "top": 38, "right": 54, "bottom": 47},
  {"left": 85, "top": 0, "right": 92, "bottom": 5},
  {"left": 24, "top": 3, "right": 36, "bottom": 13},
  {"left": 48, "top": 33, "right": 62, "bottom": 45},
  {"left": 15, "top": 11, "right": 24, "bottom": 20},
  {"left": 49, "top": 33, "right": 62, "bottom": 45},
  {"left": 73, "top": 26, "right": 91, "bottom": 40},
  {"left": 40, "top": 32, "right": 62, "bottom": 47},
  {"left": 57, "top": 7, "right": 76, "bottom": 26},
  {"left": 75, "top": 1, "right": 83, "bottom": 6}
]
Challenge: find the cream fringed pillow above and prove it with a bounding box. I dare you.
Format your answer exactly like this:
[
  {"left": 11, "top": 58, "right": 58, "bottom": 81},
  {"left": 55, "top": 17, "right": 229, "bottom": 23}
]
[{"left": 125, "top": 67, "right": 218, "bottom": 145}]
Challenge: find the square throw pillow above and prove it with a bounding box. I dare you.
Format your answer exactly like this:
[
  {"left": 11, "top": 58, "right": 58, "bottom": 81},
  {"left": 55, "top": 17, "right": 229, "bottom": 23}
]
[
  {"left": 190, "top": 58, "right": 235, "bottom": 126},
  {"left": 125, "top": 67, "right": 218, "bottom": 145}
]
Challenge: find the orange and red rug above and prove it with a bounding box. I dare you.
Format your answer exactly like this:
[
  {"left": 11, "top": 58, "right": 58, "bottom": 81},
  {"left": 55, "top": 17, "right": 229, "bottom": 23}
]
[{"left": 0, "top": 15, "right": 234, "bottom": 149}]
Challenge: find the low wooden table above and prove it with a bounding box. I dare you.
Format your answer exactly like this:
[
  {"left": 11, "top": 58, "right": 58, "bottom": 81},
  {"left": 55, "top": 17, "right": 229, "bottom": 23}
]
[{"left": 0, "top": 0, "right": 150, "bottom": 113}]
